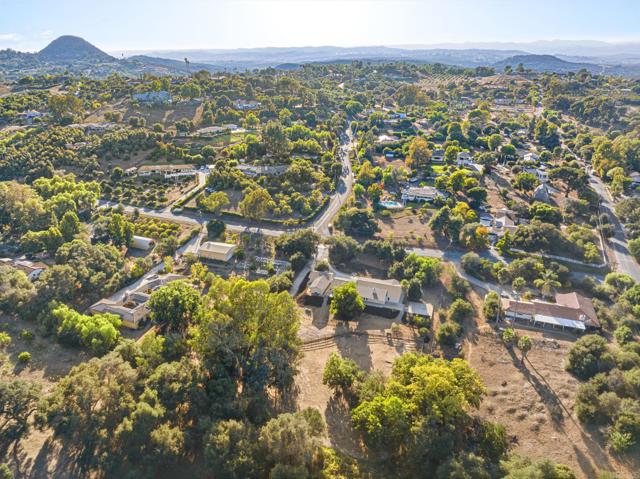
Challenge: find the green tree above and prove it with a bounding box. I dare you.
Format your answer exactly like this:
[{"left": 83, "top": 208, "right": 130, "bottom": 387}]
[
  {"left": 0, "top": 265, "right": 35, "bottom": 313},
  {"left": 239, "top": 187, "right": 274, "bottom": 220},
  {"left": 59, "top": 210, "right": 81, "bottom": 241},
  {"left": 262, "top": 121, "right": 290, "bottom": 158},
  {"left": 323, "top": 352, "right": 362, "bottom": 393},
  {"left": 517, "top": 335, "right": 532, "bottom": 363},
  {"left": 198, "top": 191, "right": 230, "bottom": 215},
  {"left": 148, "top": 280, "right": 202, "bottom": 333},
  {"left": 0, "top": 379, "right": 41, "bottom": 439},
  {"left": 330, "top": 282, "right": 365, "bottom": 320}
]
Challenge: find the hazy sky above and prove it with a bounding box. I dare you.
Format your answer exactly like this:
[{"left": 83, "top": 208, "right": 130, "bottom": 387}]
[{"left": 1, "top": 0, "right": 639, "bottom": 52}]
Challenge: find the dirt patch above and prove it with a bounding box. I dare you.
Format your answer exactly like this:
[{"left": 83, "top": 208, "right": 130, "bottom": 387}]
[{"left": 376, "top": 209, "right": 437, "bottom": 247}]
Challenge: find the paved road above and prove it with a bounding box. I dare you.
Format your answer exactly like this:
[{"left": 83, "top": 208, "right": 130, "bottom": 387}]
[
  {"left": 589, "top": 174, "right": 640, "bottom": 281},
  {"left": 108, "top": 228, "right": 204, "bottom": 302},
  {"left": 408, "top": 247, "right": 506, "bottom": 295}
]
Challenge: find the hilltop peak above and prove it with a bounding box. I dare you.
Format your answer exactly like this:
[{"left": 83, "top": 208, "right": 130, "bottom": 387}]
[{"left": 38, "top": 35, "right": 114, "bottom": 62}]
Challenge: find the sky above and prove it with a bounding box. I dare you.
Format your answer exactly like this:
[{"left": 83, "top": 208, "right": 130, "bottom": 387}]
[{"left": 0, "top": 0, "right": 639, "bottom": 53}]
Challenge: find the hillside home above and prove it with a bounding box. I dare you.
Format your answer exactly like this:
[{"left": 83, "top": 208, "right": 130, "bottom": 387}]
[
  {"left": 307, "top": 271, "right": 405, "bottom": 310},
  {"left": 502, "top": 292, "right": 600, "bottom": 333},
  {"left": 234, "top": 100, "right": 261, "bottom": 110},
  {"left": 432, "top": 149, "right": 445, "bottom": 164},
  {"left": 524, "top": 152, "right": 539, "bottom": 163},
  {"left": 90, "top": 273, "right": 185, "bottom": 329},
  {"left": 533, "top": 183, "right": 551, "bottom": 202},
  {"left": 0, "top": 258, "right": 47, "bottom": 281},
  {"left": 138, "top": 164, "right": 197, "bottom": 179},
  {"left": 456, "top": 151, "right": 473, "bottom": 166},
  {"left": 132, "top": 91, "right": 172, "bottom": 104},
  {"left": 401, "top": 186, "right": 447, "bottom": 203},
  {"left": 378, "top": 134, "right": 400, "bottom": 144},
  {"left": 236, "top": 164, "right": 288, "bottom": 177}
]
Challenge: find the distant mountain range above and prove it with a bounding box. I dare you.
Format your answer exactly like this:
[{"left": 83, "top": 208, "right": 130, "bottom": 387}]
[{"left": 1, "top": 36, "right": 639, "bottom": 80}]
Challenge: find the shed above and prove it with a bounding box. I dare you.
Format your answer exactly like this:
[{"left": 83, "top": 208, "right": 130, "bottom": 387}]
[
  {"left": 197, "top": 241, "right": 238, "bottom": 262},
  {"left": 131, "top": 235, "right": 155, "bottom": 251}
]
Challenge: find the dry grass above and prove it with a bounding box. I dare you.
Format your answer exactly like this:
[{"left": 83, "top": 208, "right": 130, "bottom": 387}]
[
  {"left": 468, "top": 326, "right": 638, "bottom": 478},
  {"left": 0, "top": 315, "right": 89, "bottom": 478}
]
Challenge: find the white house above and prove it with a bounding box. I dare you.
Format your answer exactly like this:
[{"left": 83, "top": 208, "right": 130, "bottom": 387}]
[
  {"left": 307, "top": 271, "right": 405, "bottom": 310},
  {"left": 378, "top": 134, "right": 400, "bottom": 144},
  {"left": 456, "top": 151, "right": 473, "bottom": 166},
  {"left": 630, "top": 172, "right": 640, "bottom": 188},
  {"left": 234, "top": 100, "right": 261, "bottom": 110},
  {"left": 132, "top": 91, "right": 172, "bottom": 104},
  {"left": 90, "top": 273, "right": 185, "bottom": 329},
  {"left": 0, "top": 258, "right": 47, "bottom": 281},
  {"left": 523, "top": 152, "right": 539, "bottom": 163},
  {"left": 130, "top": 235, "right": 155, "bottom": 251},
  {"left": 138, "top": 164, "right": 197, "bottom": 179},
  {"left": 401, "top": 186, "right": 446, "bottom": 203},
  {"left": 197, "top": 242, "right": 238, "bottom": 262},
  {"left": 432, "top": 149, "right": 445, "bottom": 164},
  {"left": 236, "top": 164, "right": 288, "bottom": 177}
]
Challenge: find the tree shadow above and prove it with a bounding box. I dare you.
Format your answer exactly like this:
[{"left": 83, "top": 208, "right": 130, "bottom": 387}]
[{"left": 324, "top": 394, "right": 363, "bottom": 459}]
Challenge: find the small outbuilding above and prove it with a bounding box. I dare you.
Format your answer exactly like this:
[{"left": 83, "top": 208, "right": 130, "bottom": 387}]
[
  {"left": 131, "top": 235, "right": 155, "bottom": 251},
  {"left": 197, "top": 241, "right": 238, "bottom": 262}
]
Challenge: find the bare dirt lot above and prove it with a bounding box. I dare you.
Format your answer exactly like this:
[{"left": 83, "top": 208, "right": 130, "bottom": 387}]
[
  {"left": 376, "top": 209, "right": 438, "bottom": 247},
  {"left": 468, "top": 327, "right": 638, "bottom": 478}
]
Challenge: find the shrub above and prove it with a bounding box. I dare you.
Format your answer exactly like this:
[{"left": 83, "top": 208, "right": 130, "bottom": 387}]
[
  {"left": 19, "top": 330, "right": 34, "bottom": 341},
  {"left": 448, "top": 299, "right": 473, "bottom": 323},
  {"left": 565, "top": 335, "right": 614, "bottom": 380},
  {"left": 17, "top": 352, "right": 31, "bottom": 363},
  {"left": 0, "top": 332, "right": 11, "bottom": 348},
  {"left": 436, "top": 321, "right": 461, "bottom": 346}
]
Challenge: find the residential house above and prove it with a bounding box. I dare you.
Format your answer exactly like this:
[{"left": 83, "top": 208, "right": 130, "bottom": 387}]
[
  {"left": 132, "top": 91, "right": 172, "bottom": 104},
  {"left": 524, "top": 152, "right": 539, "bottom": 163},
  {"left": 236, "top": 164, "right": 289, "bottom": 177},
  {"left": 630, "top": 171, "right": 640, "bottom": 189},
  {"left": 490, "top": 209, "right": 518, "bottom": 239},
  {"left": 137, "top": 164, "right": 197, "bottom": 180},
  {"left": 432, "top": 149, "right": 445, "bottom": 164},
  {"left": 456, "top": 151, "right": 473, "bottom": 166},
  {"left": 18, "top": 110, "right": 44, "bottom": 125},
  {"left": 0, "top": 258, "right": 47, "bottom": 281},
  {"left": 401, "top": 186, "right": 447, "bottom": 203},
  {"left": 197, "top": 242, "right": 238, "bottom": 262},
  {"left": 124, "top": 167, "right": 138, "bottom": 176},
  {"left": 533, "top": 183, "right": 551, "bottom": 202},
  {"left": 234, "top": 100, "right": 261, "bottom": 110},
  {"left": 306, "top": 271, "right": 405, "bottom": 310},
  {"left": 502, "top": 292, "right": 600, "bottom": 333},
  {"left": 89, "top": 273, "right": 185, "bottom": 329},
  {"left": 524, "top": 165, "right": 549, "bottom": 183},
  {"left": 378, "top": 134, "right": 400, "bottom": 144}
]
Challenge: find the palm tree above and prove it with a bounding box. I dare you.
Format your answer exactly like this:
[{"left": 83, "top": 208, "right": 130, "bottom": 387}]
[{"left": 534, "top": 270, "right": 561, "bottom": 299}]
